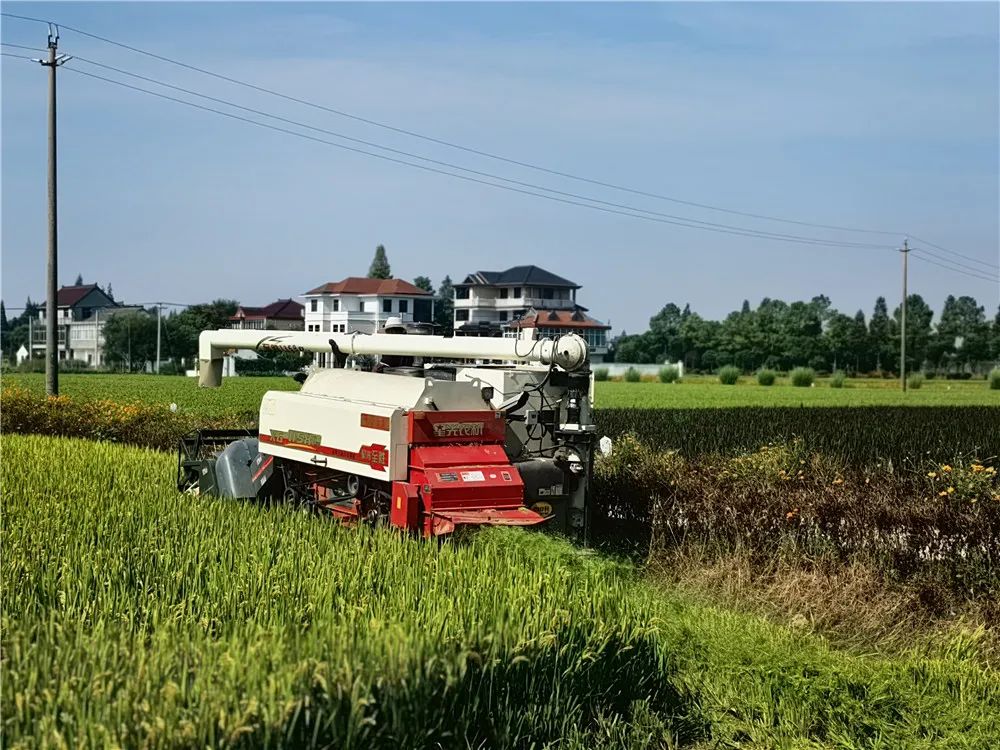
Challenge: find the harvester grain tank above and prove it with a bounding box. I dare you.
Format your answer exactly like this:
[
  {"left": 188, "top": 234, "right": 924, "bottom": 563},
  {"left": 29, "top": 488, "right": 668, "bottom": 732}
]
[{"left": 178, "top": 324, "right": 597, "bottom": 540}]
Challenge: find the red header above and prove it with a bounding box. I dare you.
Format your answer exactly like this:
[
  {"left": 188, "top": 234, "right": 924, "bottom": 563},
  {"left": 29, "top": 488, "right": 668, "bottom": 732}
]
[{"left": 408, "top": 410, "right": 506, "bottom": 445}]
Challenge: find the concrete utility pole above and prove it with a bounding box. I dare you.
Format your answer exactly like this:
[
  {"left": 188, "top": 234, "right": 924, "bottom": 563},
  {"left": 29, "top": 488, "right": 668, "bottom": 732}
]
[
  {"left": 156, "top": 303, "right": 162, "bottom": 374},
  {"left": 38, "top": 24, "right": 70, "bottom": 395},
  {"left": 900, "top": 239, "right": 910, "bottom": 392}
]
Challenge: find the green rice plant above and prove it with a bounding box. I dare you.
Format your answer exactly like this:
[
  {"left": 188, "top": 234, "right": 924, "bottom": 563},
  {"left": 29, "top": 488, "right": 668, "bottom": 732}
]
[
  {"left": 593, "top": 367, "right": 610, "bottom": 382},
  {"left": 718, "top": 365, "right": 740, "bottom": 385},
  {"left": 658, "top": 365, "right": 681, "bottom": 383},
  {"left": 594, "top": 406, "right": 1000, "bottom": 466},
  {"left": 908, "top": 372, "right": 925, "bottom": 390},
  {"left": 624, "top": 367, "right": 642, "bottom": 383},
  {"left": 3, "top": 434, "right": 998, "bottom": 748},
  {"left": 830, "top": 370, "right": 847, "bottom": 388},
  {"left": 790, "top": 367, "right": 815, "bottom": 387},
  {"left": 990, "top": 368, "right": 1000, "bottom": 390},
  {"left": 756, "top": 369, "right": 776, "bottom": 386}
]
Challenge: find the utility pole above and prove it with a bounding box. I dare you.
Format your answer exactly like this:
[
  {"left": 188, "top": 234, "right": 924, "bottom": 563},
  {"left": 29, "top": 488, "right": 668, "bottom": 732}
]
[
  {"left": 38, "top": 24, "right": 70, "bottom": 396},
  {"left": 900, "top": 239, "right": 909, "bottom": 392},
  {"left": 155, "top": 303, "right": 162, "bottom": 374}
]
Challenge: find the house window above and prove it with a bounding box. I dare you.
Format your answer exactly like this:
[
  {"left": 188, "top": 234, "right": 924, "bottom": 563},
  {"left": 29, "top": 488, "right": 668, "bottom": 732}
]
[
  {"left": 455, "top": 287, "right": 470, "bottom": 299},
  {"left": 499, "top": 288, "right": 509, "bottom": 299},
  {"left": 456, "top": 309, "right": 470, "bottom": 322},
  {"left": 542, "top": 287, "right": 554, "bottom": 300},
  {"left": 310, "top": 299, "right": 318, "bottom": 312},
  {"left": 383, "top": 299, "right": 393, "bottom": 313},
  {"left": 513, "top": 287, "right": 521, "bottom": 298},
  {"left": 333, "top": 299, "right": 340, "bottom": 312},
  {"left": 399, "top": 299, "right": 409, "bottom": 314},
  {"left": 498, "top": 311, "right": 507, "bottom": 321}
]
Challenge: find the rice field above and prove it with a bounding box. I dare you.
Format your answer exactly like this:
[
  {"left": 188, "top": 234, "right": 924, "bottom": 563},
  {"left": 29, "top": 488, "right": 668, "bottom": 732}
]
[
  {"left": 3, "top": 434, "right": 998, "bottom": 748},
  {"left": 5, "top": 372, "right": 998, "bottom": 414}
]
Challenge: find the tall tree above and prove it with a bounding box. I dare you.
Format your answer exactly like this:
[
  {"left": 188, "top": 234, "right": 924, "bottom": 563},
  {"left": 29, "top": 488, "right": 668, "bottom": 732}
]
[
  {"left": 869, "top": 297, "right": 892, "bottom": 372},
  {"left": 0, "top": 300, "right": 8, "bottom": 333},
  {"left": 434, "top": 275, "right": 454, "bottom": 335},
  {"left": 893, "top": 294, "right": 934, "bottom": 373},
  {"left": 74, "top": 273, "right": 84, "bottom": 286},
  {"left": 102, "top": 310, "right": 158, "bottom": 371},
  {"left": 934, "top": 295, "right": 988, "bottom": 372},
  {"left": 412, "top": 276, "right": 434, "bottom": 294},
  {"left": 368, "top": 245, "right": 392, "bottom": 279},
  {"left": 106, "top": 284, "right": 114, "bottom": 301}
]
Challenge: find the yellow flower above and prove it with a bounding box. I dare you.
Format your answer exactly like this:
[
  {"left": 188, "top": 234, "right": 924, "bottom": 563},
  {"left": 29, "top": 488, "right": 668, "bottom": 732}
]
[
  {"left": 947, "top": 486, "right": 955, "bottom": 494},
  {"left": 927, "top": 472, "right": 937, "bottom": 478},
  {"left": 970, "top": 464, "right": 984, "bottom": 473},
  {"left": 832, "top": 478, "right": 844, "bottom": 485},
  {"left": 941, "top": 465, "right": 952, "bottom": 473},
  {"left": 938, "top": 490, "right": 948, "bottom": 497}
]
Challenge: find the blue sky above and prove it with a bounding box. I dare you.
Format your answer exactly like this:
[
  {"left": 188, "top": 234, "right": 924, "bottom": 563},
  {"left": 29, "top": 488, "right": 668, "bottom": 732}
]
[{"left": 2, "top": 2, "right": 998, "bottom": 332}]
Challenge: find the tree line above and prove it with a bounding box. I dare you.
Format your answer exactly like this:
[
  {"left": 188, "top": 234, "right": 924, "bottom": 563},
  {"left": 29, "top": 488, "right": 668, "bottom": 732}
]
[{"left": 609, "top": 294, "right": 1000, "bottom": 376}]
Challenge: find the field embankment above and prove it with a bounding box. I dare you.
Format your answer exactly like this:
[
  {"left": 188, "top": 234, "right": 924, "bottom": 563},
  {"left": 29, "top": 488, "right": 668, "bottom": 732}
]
[{"left": 4, "top": 434, "right": 999, "bottom": 749}]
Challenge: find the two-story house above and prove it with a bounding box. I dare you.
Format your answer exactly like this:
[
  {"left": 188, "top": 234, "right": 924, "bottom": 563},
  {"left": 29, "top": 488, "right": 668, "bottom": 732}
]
[
  {"left": 453, "top": 265, "right": 610, "bottom": 361},
  {"left": 30, "top": 284, "right": 136, "bottom": 367},
  {"left": 302, "top": 277, "right": 433, "bottom": 334},
  {"left": 228, "top": 299, "right": 304, "bottom": 331},
  {"left": 301, "top": 277, "right": 433, "bottom": 365}
]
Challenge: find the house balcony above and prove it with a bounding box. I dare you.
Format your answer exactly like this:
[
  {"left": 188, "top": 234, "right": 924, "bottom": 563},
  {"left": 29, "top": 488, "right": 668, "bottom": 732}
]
[{"left": 454, "top": 297, "right": 574, "bottom": 310}]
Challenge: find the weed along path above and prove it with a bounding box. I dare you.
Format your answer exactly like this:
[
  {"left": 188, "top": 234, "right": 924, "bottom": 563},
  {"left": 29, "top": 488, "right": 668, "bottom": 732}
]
[{"left": 3, "top": 434, "right": 998, "bottom": 749}]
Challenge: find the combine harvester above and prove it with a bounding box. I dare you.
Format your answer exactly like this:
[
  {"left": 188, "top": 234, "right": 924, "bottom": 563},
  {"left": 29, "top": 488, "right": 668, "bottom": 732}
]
[{"left": 179, "top": 322, "right": 598, "bottom": 541}]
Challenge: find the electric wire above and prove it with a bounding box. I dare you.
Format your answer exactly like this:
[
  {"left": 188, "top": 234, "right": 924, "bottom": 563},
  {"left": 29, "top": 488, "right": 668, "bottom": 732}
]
[
  {"left": 0, "top": 41, "right": 46, "bottom": 53},
  {"left": 65, "top": 55, "right": 900, "bottom": 250},
  {"left": 3, "top": 11, "right": 997, "bottom": 276},
  {"left": 63, "top": 65, "right": 907, "bottom": 252},
  {"left": 0, "top": 12, "right": 932, "bottom": 240},
  {"left": 909, "top": 250, "right": 1000, "bottom": 284}
]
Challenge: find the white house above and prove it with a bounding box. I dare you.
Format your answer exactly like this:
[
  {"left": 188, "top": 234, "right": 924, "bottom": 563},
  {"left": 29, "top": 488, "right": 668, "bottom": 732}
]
[
  {"left": 301, "top": 277, "right": 433, "bottom": 366},
  {"left": 453, "top": 265, "right": 610, "bottom": 361}
]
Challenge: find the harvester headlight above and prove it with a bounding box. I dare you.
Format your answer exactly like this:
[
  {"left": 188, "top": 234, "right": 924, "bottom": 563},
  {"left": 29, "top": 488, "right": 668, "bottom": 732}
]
[{"left": 569, "top": 461, "right": 584, "bottom": 475}]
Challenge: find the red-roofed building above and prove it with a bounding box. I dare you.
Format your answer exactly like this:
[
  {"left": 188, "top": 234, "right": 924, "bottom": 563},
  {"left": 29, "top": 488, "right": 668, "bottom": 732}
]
[
  {"left": 302, "top": 276, "right": 433, "bottom": 337},
  {"left": 508, "top": 308, "right": 612, "bottom": 362},
  {"left": 229, "top": 299, "right": 304, "bottom": 331}
]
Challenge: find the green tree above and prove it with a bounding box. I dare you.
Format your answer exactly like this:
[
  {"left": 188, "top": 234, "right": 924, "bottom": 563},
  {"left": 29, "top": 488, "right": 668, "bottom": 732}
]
[
  {"left": 166, "top": 300, "right": 240, "bottom": 365},
  {"left": 434, "top": 275, "right": 454, "bottom": 335},
  {"left": 869, "top": 296, "right": 893, "bottom": 372},
  {"left": 892, "top": 294, "right": 934, "bottom": 373},
  {"left": 992, "top": 307, "right": 1000, "bottom": 362},
  {"left": 825, "top": 312, "right": 856, "bottom": 372},
  {"left": 102, "top": 310, "right": 158, "bottom": 371},
  {"left": 934, "top": 295, "right": 989, "bottom": 373},
  {"left": 74, "top": 273, "right": 84, "bottom": 286},
  {"left": 412, "top": 276, "right": 434, "bottom": 294},
  {"left": 0, "top": 300, "right": 8, "bottom": 334},
  {"left": 850, "top": 310, "right": 869, "bottom": 372},
  {"left": 368, "top": 245, "right": 392, "bottom": 279},
  {"left": 648, "top": 302, "right": 685, "bottom": 362}
]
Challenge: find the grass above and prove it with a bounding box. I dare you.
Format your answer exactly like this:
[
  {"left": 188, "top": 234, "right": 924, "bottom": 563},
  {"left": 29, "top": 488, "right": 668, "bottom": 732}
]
[{"left": 3, "top": 434, "right": 1000, "bottom": 748}]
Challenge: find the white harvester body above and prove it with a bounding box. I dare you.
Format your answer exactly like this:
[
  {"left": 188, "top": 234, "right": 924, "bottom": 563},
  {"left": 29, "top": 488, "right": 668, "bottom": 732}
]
[{"left": 180, "top": 326, "right": 596, "bottom": 539}]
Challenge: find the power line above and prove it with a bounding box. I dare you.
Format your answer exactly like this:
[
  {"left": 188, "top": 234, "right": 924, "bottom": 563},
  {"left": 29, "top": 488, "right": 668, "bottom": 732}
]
[
  {"left": 907, "top": 234, "right": 998, "bottom": 271},
  {"left": 64, "top": 66, "right": 912, "bottom": 252},
  {"left": 1, "top": 51, "right": 34, "bottom": 60},
  {"left": 67, "top": 54, "right": 895, "bottom": 251},
  {"left": 909, "top": 250, "right": 999, "bottom": 284},
  {"left": 4, "top": 13, "right": 997, "bottom": 276},
  {"left": 0, "top": 41, "right": 47, "bottom": 53},
  {"left": 908, "top": 246, "right": 1000, "bottom": 279},
  {"left": 4, "top": 10, "right": 995, "bottom": 269}
]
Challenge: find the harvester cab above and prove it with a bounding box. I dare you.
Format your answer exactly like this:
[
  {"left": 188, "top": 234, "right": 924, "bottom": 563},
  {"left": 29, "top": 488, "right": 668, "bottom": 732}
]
[{"left": 177, "top": 326, "right": 596, "bottom": 541}]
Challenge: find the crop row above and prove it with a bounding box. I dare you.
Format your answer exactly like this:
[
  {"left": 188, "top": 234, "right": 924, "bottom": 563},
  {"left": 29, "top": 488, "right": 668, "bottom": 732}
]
[
  {"left": 594, "top": 405, "right": 1000, "bottom": 466},
  {"left": 4, "top": 434, "right": 999, "bottom": 748}
]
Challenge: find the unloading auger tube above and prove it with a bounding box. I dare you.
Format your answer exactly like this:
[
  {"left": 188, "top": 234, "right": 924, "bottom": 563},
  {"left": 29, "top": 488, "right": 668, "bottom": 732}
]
[{"left": 197, "top": 329, "right": 589, "bottom": 387}]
